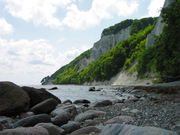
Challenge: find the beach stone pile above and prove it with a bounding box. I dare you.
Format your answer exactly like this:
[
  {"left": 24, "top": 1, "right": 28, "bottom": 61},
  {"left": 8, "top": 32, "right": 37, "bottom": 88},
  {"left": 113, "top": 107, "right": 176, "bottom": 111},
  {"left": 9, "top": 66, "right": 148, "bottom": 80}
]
[{"left": 0, "top": 81, "right": 179, "bottom": 135}]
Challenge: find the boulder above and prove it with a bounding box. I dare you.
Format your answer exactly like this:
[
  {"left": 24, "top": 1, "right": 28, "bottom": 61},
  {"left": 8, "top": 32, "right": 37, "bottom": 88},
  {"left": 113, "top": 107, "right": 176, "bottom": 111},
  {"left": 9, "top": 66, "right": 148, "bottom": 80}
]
[
  {"left": 82, "top": 119, "right": 100, "bottom": 127},
  {"left": 0, "top": 116, "right": 13, "bottom": 130},
  {"left": 63, "top": 100, "right": 72, "bottom": 104},
  {"left": 36, "top": 123, "right": 64, "bottom": 135},
  {"left": 20, "top": 112, "right": 34, "bottom": 119},
  {"left": 0, "top": 82, "right": 30, "bottom": 116},
  {"left": 48, "top": 87, "right": 58, "bottom": 90},
  {"left": 100, "top": 124, "right": 178, "bottom": 135},
  {"left": 0, "top": 127, "right": 49, "bottom": 135},
  {"left": 21, "top": 86, "right": 61, "bottom": 107},
  {"left": 75, "top": 110, "right": 105, "bottom": 122},
  {"left": 31, "top": 98, "right": 58, "bottom": 114},
  {"left": 51, "top": 104, "right": 77, "bottom": 118},
  {"left": 105, "top": 116, "right": 134, "bottom": 124},
  {"left": 70, "top": 126, "right": 101, "bottom": 135},
  {"left": 93, "top": 100, "right": 112, "bottom": 107},
  {"left": 89, "top": 87, "right": 95, "bottom": 91},
  {"left": 73, "top": 99, "right": 91, "bottom": 104},
  {"left": 13, "top": 114, "right": 51, "bottom": 128},
  {"left": 61, "top": 121, "right": 80, "bottom": 134},
  {"left": 51, "top": 111, "right": 70, "bottom": 126}
]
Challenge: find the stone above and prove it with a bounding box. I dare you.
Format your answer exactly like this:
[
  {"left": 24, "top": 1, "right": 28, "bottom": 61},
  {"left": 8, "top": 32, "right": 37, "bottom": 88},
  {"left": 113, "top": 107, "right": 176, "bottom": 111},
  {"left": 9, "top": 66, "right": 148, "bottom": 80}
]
[
  {"left": 0, "top": 116, "right": 13, "bottom": 130},
  {"left": 61, "top": 121, "right": 80, "bottom": 134},
  {"left": 13, "top": 114, "right": 51, "bottom": 128},
  {"left": 130, "top": 109, "right": 140, "bottom": 113},
  {"left": 20, "top": 112, "right": 34, "bottom": 119},
  {"left": 75, "top": 110, "right": 105, "bottom": 122},
  {"left": 73, "top": 99, "right": 91, "bottom": 104},
  {"left": 22, "top": 86, "right": 61, "bottom": 107},
  {"left": 93, "top": 100, "right": 112, "bottom": 107},
  {"left": 70, "top": 126, "right": 101, "bottom": 135},
  {"left": 31, "top": 98, "right": 58, "bottom": 114},
  {"left": 105, "top": 116, "right": 134, "bottom": 124},
  {"left": 35, "top": 123, "right": 64, "bottom": 135},
  {"left": 100, "top": 124, "right": 178, "bottom": 135},
  {"left": 51, "top": 104, "right": 77, "bottom": 118},
  {"left": 48, "top": 87, "right": 58, "bottom": 90},
  {"left": 82, "top": 119, "right": 100, "bottom": 127},
  {"left": 0, "top": 82, "right": 30, "bottom": 116},
  {"left": 51, "top": 111, "right": 70, "bottom": 126},
  {"left": 63, "top": 100, "right": 72, "bottom": 104},
  {"left": 89, "top": 87, "right": 95, "bottom": 92},
  {"left": 112, "top": 99, "right": 124, "bottom": 104},
  {"left": 0, "top": 127, "right": 49, "bottom": 135}
]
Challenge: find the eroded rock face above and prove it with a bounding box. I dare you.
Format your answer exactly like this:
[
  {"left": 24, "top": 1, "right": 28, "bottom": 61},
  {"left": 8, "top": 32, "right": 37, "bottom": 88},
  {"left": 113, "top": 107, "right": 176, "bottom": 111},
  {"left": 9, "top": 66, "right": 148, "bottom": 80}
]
[
  {"left": 146, "top": 0, "right": 176, "bottom": 46},
  {"left": 0, "top": 127, "right": 49, "bottom": 135},
  {"left": 22, "top": 86, "right": 61, "bottom": 107},
  {"left": 0, "top": 82, "right": 30, "bottom": 116},
  {"left": 90, "top": 26, "right": 131, "bottom": 62},
  {"left": 100, "top": 124, "right": 178, "bottom": 135}
]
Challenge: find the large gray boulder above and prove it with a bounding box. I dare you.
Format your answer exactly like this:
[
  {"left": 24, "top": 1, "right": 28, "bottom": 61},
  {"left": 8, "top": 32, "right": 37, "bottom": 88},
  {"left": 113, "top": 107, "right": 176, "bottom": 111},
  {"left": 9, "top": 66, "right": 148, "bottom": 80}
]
[
  {"left": 51, "top": 111, "right": 70, "bottom": 126},
  {"left": 13, "top": 114, "right": 51, "bottom": 128},
  {"left": 51, "top": 104, "right": 77, "bottom": 118},
  {"left": 31, "top": 98, "right": 58, "bottom": 114},
  {"left": 22, "top": 86, "right": 61, "bottom": 107},
  {"left": 100, "top": 124, "right": 178, "bottom": 135},
  {"left": 0, "top": 82, "right": 30, "bottom": 116},
  {"left": 0, "top": 127, "right": 49, "bottom": 135}
]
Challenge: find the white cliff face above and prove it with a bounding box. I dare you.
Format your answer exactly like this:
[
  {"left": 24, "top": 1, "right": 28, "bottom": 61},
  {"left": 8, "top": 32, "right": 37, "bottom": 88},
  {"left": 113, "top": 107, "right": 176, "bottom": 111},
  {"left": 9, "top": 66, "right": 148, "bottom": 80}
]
[
  {"left": 146, "top": 0, "right": 176, "bottom": 46},
  {"left": 90, "top": 26, "right": 131, "bottom": 62}
]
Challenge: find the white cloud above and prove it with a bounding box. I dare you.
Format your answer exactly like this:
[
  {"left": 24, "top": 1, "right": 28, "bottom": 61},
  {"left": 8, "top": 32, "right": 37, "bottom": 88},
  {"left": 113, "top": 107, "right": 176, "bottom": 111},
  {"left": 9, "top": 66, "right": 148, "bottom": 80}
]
[
  {"left": 3, "top": 0, "right": 73, "bottom": 28},
  {"left": 3, "top": 0, "right": 138, "bottom": 29},
  {"left": 0, "top": 18, "right": 13, "bottom": 35},
  {"left": 147, "top": 0, "right": 165, "bottom": 17},
  {"left": 62, "top": 0, "right": 139, "bottom": 29},
  {"left": 0, "top": 37, "right": 89, "bottom": 85}
]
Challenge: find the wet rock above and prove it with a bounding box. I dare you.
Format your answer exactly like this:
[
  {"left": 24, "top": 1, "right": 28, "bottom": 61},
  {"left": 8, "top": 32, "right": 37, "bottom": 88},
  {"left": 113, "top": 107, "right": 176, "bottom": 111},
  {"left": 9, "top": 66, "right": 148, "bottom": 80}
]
[
  {"left": 13, "top": 114, "right": 51, "bottom": 128},
  {"left": 124, "top": 97, "right": 139, "bottom": 103},
  {"left": 130, "top": 109, "right": 140, "bottom": 113},
  {"left": 31, "top": 98, "right": 58, "bottom": 114},
  {"left": 75, "top": 110, "right": 105, "bottom": 122},
  {"left": 0, "top": 116, "right": 13, "bottom": 130},
  {"left": 82, "top": 119, "right": 100, "bottom": 127},
  {"left": 93, "top": 100, "right": 112, "bottom": 107},
  {"left": 112, "top": 99, "right": 124, "bottom": 104},
  {"left": 70, "top": 126, "right": 101, "bottom": 135},
  {"left": 61, "top": 121, "right": 80, "bottom": 134},
  {"left": 51, "top": 104, "right": 77, "bottom": 118},
  {"left": 36, "top": 123, "right": 64, "bottom": 135},
  {"left": 105, "top": 116, "right": 134, "bottom": 124},
  {"left": 22, "top": 86, "right": 61, "bottom": 107},
  {"left": 0, "top": 126, "right": 49, "bottom": 135},
  {"left": 89, "top": 87, "right": 95, "bottom": 92},
  {"left": 20, "top": 112, "right": 34, "bottom": 119},
  {"left": 0, "top": 82, "right": 30, "bottom": 116},
  {"left": 48, "top": 87, "right": 58, "bottom": 90},
  {"left": 73, "top": 99, "right": 91, "bottom": 104},
  {"left": 63, "top": 100, "right": 72, "bottom": 104},
  {"left": 51, "top": 111, "right": 70, "bottom": 126},
  {"left": 100, "top": 124, "right": 178, "bottom": 135}
]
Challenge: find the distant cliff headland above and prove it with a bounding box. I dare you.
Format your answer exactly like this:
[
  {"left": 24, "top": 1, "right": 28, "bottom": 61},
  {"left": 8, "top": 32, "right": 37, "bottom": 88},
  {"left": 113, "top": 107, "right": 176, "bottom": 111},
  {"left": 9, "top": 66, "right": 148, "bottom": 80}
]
[{"left": 41, "top": 0, "right": 180, "bottom": 85}]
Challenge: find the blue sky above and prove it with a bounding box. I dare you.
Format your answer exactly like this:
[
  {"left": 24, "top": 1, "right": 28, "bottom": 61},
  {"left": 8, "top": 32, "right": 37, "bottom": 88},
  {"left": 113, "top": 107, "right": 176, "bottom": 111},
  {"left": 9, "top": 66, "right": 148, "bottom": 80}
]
[{"left": 0, "top": 0, "right": 165, "bottom": 85}]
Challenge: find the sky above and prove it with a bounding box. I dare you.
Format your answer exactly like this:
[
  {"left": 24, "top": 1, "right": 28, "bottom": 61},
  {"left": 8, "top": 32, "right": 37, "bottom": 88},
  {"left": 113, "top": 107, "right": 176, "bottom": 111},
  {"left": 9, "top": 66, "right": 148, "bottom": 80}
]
[{"left": 0, "top": 0, "right": 165, "bottom": 85}]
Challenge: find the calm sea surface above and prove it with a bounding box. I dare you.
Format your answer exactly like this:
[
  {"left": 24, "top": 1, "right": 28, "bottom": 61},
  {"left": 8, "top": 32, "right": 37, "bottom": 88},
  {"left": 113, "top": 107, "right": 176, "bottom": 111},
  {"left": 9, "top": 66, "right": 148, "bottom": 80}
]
[{"left": 29, "top": 85, "right": 122, "bottom": 102}]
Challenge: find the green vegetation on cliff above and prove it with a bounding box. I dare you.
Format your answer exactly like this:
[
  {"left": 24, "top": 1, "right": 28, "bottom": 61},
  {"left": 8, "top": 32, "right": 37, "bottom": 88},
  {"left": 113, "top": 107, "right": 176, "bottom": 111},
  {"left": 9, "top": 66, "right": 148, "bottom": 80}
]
[
  {"left": 137, "top": 0, "right": 180, "bottom": 82},
  {"left": 53, "top": 24, "right": 154, "bottom": 84}
]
